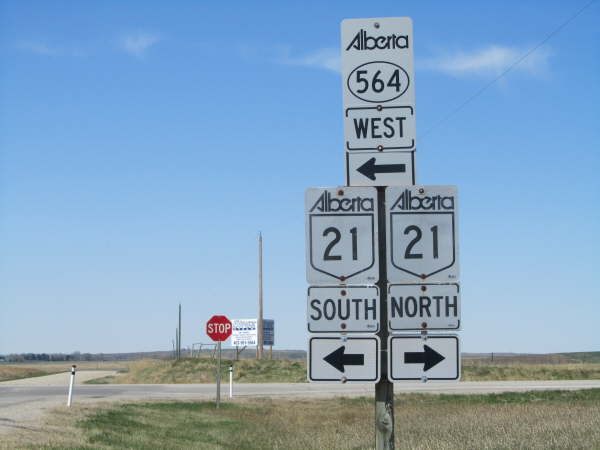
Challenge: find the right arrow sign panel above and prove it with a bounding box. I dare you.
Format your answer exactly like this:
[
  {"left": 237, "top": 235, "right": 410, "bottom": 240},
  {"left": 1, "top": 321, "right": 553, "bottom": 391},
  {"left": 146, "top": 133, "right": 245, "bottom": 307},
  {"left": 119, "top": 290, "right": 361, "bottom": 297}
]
[
  {"left": 386, "top": 186, "right": 459, "bottom": 282},
  {"left": 389, "top": 335, "right": 460, "bottom": 381}
]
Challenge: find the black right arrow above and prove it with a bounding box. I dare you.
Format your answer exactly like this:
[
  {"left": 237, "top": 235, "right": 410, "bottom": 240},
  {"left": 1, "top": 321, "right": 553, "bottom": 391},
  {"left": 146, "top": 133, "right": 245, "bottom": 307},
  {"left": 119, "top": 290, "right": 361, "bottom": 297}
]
[
  {"left": 404, "top": 345, "right": 445, "bottom": 371},
  {"left": 357, "top": 157, "right": 406, "bottom": 181},
  {"left": 324, "top": 346, "right": 364, "bottom": 373}
]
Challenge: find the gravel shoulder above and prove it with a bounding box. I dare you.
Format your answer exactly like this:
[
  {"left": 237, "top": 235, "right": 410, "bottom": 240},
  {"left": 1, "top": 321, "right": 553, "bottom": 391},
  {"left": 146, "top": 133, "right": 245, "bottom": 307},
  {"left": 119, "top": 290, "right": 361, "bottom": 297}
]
[{"left": 0, "top": 370, "right": 117, "bottom": 436}]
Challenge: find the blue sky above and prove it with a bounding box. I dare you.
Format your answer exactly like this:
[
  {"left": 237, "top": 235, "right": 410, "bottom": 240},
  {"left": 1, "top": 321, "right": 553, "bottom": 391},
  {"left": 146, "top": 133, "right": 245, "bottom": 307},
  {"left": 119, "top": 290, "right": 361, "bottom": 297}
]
[{"left": 1, "top": 1, "right": 599, "bottom": 355}]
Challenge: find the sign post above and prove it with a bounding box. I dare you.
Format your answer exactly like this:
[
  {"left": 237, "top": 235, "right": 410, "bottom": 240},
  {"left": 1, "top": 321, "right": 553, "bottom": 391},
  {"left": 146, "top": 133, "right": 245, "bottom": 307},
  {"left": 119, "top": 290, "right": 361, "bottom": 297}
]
[
  {"left": 206, "top": 315, "right": 232, "bottom": 408},
  {"left": 305, "top": 16, "right": 462, "bottom": 450}
]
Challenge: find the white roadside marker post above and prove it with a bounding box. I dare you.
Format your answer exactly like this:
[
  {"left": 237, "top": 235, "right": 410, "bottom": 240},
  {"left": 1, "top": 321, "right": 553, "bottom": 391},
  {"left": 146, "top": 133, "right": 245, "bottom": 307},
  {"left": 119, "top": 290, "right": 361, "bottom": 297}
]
[
  {"left": 67, "top": 365, "right": 76, "bottom": 407},
  {"left": 229, "top": 365, "right": 233, "bottom": 398}
]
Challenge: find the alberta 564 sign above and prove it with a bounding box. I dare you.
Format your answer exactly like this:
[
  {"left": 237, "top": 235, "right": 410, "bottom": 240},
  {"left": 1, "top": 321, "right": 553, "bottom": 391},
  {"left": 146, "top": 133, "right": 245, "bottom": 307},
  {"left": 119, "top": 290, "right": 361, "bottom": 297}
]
[
  {"left": 386, "top": 186, "right": 459, "bottom": 282},
  {"left": 305, "top": 187, "right": 378, "bottom": 284},
  {"left": 342, "top": 17, "right": 416, "bottom": 187},
  {"left": 342, "top": 17, "right": 414, "bottom": 153}
]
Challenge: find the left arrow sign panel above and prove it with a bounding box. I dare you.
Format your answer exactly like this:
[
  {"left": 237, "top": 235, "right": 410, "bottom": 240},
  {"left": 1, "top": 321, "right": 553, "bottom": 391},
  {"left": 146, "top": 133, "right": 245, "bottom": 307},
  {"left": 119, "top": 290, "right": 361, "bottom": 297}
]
[{"left": 308, "top": 336, "right": 380, "bottom": 383}]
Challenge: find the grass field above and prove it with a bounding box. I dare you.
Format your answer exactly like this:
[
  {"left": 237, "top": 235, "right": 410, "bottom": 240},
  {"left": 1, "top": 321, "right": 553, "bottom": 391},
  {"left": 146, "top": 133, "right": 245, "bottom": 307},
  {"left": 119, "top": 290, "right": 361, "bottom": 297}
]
[
  {"left": 0, "top": 366, "right": 60, "bottom": 382},
  {"left": 0, "top": 361, "right": 131, "bottom": 382},
  {"left": 4, "top": 389, "right": 600, "bottom": 449},
  {"left": 84, "top": 357, "right": 600, "bottom": 385},
  {"left": 86, "top": 358, "right": 307, "bottom": 384}
]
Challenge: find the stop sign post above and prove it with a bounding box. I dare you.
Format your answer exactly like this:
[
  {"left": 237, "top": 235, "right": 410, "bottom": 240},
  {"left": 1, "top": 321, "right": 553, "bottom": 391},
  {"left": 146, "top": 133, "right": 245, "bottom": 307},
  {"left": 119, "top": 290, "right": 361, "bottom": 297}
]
[{"left": 206, "top": 315, "right": 232, "bottom": 408}]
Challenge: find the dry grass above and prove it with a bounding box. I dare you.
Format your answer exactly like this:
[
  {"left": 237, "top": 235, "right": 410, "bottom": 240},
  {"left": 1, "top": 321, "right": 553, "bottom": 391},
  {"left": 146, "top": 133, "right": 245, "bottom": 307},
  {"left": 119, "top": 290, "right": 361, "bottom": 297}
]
[
  {"left": 2, "top": 360, "right": 132, "bottom": 372},
  {"left": 93, "top": 358, "right": 307, "bottom": 384},
  {"left": 3, "top": 390, "right": 600, "bottom": 449},
  {"left": 462, "top": 361, "right": 600, "bottom": 381},
  {"left": 0, "top": 366, "right": 58, "bottom": 382}
]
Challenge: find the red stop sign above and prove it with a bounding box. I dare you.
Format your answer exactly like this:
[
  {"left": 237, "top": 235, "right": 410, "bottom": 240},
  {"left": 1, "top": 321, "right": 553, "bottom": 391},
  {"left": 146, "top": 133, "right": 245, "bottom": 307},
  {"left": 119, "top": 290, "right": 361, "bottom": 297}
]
[{"left": 206, "top": 315, "right": 232, "bottom": 342}]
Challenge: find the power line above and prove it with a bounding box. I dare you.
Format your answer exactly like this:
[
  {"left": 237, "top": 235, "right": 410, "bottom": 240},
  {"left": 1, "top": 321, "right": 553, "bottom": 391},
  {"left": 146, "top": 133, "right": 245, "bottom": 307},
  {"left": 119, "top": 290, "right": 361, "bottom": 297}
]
[{"left": 419, "top": 0, "right": 597, "bottom": 140}]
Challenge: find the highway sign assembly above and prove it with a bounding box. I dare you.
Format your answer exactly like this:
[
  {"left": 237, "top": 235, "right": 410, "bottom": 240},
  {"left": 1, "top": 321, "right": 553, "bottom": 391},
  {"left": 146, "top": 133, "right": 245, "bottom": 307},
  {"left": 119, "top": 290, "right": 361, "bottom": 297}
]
[
  {"left": 308, "top": 336, "right": 380, "bottom": 382},
  {"left": 305, "top": 187, "right": 379, "bottom": 284},
  {"left": 304, "top": 16, "right": 463, "bottom": 448},
  {"left": 386, "top": 185, "right": 459, "bottom": 282},
  {"left": 388, "top": 335, "right": 460, "bottom": 381},
  {"left": 388, "top": 283, "right": 460, "bottom": 331},
  {"left": 307, "top": 285, "right": 379, "bottom": 333}
]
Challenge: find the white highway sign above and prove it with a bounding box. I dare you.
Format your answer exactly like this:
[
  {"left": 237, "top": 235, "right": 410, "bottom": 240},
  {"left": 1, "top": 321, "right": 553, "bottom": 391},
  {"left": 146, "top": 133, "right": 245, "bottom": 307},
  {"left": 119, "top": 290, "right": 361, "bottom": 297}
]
[
  {"left": 346, "top": 152, "right": 415, "bottom": 187},
  {"left": 307, "top": 285, "right": 379, "bottom": 333},
  {"left": 308, "top": 336, "right": 380, "bottom": 383},
  {"left": 341, "top": 17, "right": 415, "bottom": 154},
  {"left": 388, "top": 283, "right": 460, "bottom": 331},
  {"left": 388, "top": 335, "right": 460, "bottom": 381},
  {"left": 306, "top": 187, "right": 379, "bottom": 284},
  {"left": 386, "top": 186, "right": 459, "bottom": 282}
]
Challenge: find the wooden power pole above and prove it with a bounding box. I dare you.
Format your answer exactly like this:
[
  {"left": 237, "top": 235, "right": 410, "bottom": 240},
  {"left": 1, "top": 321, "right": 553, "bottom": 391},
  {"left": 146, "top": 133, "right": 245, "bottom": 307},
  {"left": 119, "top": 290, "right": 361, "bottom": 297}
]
[{"left": 257, "top": 232, "right": 264, "bottom": 360}]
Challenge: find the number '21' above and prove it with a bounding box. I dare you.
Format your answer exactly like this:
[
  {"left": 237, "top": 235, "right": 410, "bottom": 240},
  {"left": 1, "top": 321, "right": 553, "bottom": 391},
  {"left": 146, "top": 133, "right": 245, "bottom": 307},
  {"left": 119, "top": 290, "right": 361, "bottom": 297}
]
[
  {"left": 404, "top": 225, "right": 438, "bottom": 259},
  {"left": 323, "top": 227, "right": 358, "bottom": 261}
]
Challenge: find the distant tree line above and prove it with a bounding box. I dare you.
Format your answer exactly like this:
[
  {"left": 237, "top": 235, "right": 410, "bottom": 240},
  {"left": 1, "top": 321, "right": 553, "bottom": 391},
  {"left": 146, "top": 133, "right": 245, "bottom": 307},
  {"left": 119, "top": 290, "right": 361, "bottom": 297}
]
[{"left": 0, "top": 352, "right": 100, "bottom": 362}]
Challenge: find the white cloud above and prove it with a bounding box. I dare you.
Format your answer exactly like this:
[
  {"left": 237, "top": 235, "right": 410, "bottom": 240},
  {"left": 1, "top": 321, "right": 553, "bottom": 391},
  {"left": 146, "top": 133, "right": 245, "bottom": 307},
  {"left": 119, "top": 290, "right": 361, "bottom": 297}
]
[
  {"left": 279, "top": 47, "right": 341, "bottom": 73},
  {"left": 119, "top": 33, "right": 161, "bottom": 58},
  {"left": 421, "top": 45, "right": 551, "bottom": 77}
]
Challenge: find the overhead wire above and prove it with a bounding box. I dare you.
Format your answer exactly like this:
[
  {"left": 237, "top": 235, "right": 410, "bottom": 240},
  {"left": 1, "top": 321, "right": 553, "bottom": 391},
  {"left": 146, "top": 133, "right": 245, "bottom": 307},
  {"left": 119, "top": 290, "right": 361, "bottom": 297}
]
[{"left": 418, "top": 0, "right": 598, "bottom": 140}]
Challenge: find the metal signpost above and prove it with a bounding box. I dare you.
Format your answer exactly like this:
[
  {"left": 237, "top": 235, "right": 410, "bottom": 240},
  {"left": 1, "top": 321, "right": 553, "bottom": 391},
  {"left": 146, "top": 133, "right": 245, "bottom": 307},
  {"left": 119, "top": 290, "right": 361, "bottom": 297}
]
[
  {"left": 305, "top": 17, "right": 462, "bottom": 449},
  {"left": 206, "top": 315, "right": 232, "bottom": 408}
]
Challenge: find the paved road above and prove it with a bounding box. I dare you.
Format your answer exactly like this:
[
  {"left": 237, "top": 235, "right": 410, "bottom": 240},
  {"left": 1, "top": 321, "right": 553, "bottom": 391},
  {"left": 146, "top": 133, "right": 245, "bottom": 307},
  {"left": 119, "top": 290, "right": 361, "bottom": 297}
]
[{"left": 2, "top": 376, "right": 600, "bottom": 435}]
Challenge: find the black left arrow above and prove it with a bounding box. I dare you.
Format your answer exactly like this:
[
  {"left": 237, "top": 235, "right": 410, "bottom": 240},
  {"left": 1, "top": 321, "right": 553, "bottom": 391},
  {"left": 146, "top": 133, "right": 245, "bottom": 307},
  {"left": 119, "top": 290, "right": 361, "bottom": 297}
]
[
  {"left": 404, "top": 345, "right": 445, "bottom": 371},
  {"left": 357, "top": 157, "right": 406, "bottom": 181},
  {"left": 324, "top": 346, "right": 364, "bottom": 373}
]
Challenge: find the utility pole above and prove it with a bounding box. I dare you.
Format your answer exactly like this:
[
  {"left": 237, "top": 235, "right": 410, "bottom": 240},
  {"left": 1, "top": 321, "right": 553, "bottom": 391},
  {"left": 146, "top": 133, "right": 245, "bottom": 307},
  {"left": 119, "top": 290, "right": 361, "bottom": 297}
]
[
  {"left": 257, "top": 232, "right": 264, "bottom": 360},
  {"left": 178, "top": 303, "right": 182, "bottom": 360}
]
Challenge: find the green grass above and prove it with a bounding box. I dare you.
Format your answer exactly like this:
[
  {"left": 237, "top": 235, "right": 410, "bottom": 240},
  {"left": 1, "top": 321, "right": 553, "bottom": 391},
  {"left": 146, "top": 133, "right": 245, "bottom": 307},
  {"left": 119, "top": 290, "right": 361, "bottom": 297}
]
[{"left": 7, "top": 389, "right": 600, "bottom": 449}]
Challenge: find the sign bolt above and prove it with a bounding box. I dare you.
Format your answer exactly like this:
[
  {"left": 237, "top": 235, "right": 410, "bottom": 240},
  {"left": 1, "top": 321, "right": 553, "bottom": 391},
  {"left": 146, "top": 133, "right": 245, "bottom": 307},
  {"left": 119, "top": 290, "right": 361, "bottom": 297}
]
[
  {"left": 374, "top": 22, "right": 380, "bottom": 29},
  {"left": 341, "top": 323, "right": 347, "bottom": 330},
  {"left": 421, "top": 322, "right": 428, "bottom": 329},
  {"left": 341, "top": 376, "right": 348, "bottom": 383},
  {"left": 420, "top": 274, "right": 426, "bottom": 279},
  {"left": 337, "top": 189, "right": 344, "bottom": 196},
  {"left": 418, "top": 188, "right": 425, "bottom": 194},
  {"left": 421, "top": 376, "right": 428, "bottom": 383},
  {"left": 377, "top": 145, "right": 384, "bottom": 152},
  {"left": 341, "top": 290, "right": 347, "bottom": 296},
  {"left": 421, "top": 286, "right": 427, "bottom": 292},
  {"left": 340, "top": 275, "right": 347, "bottom": 282},
  {"left": 377, "top": 105, "right": 383, "bottom": 111}
]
